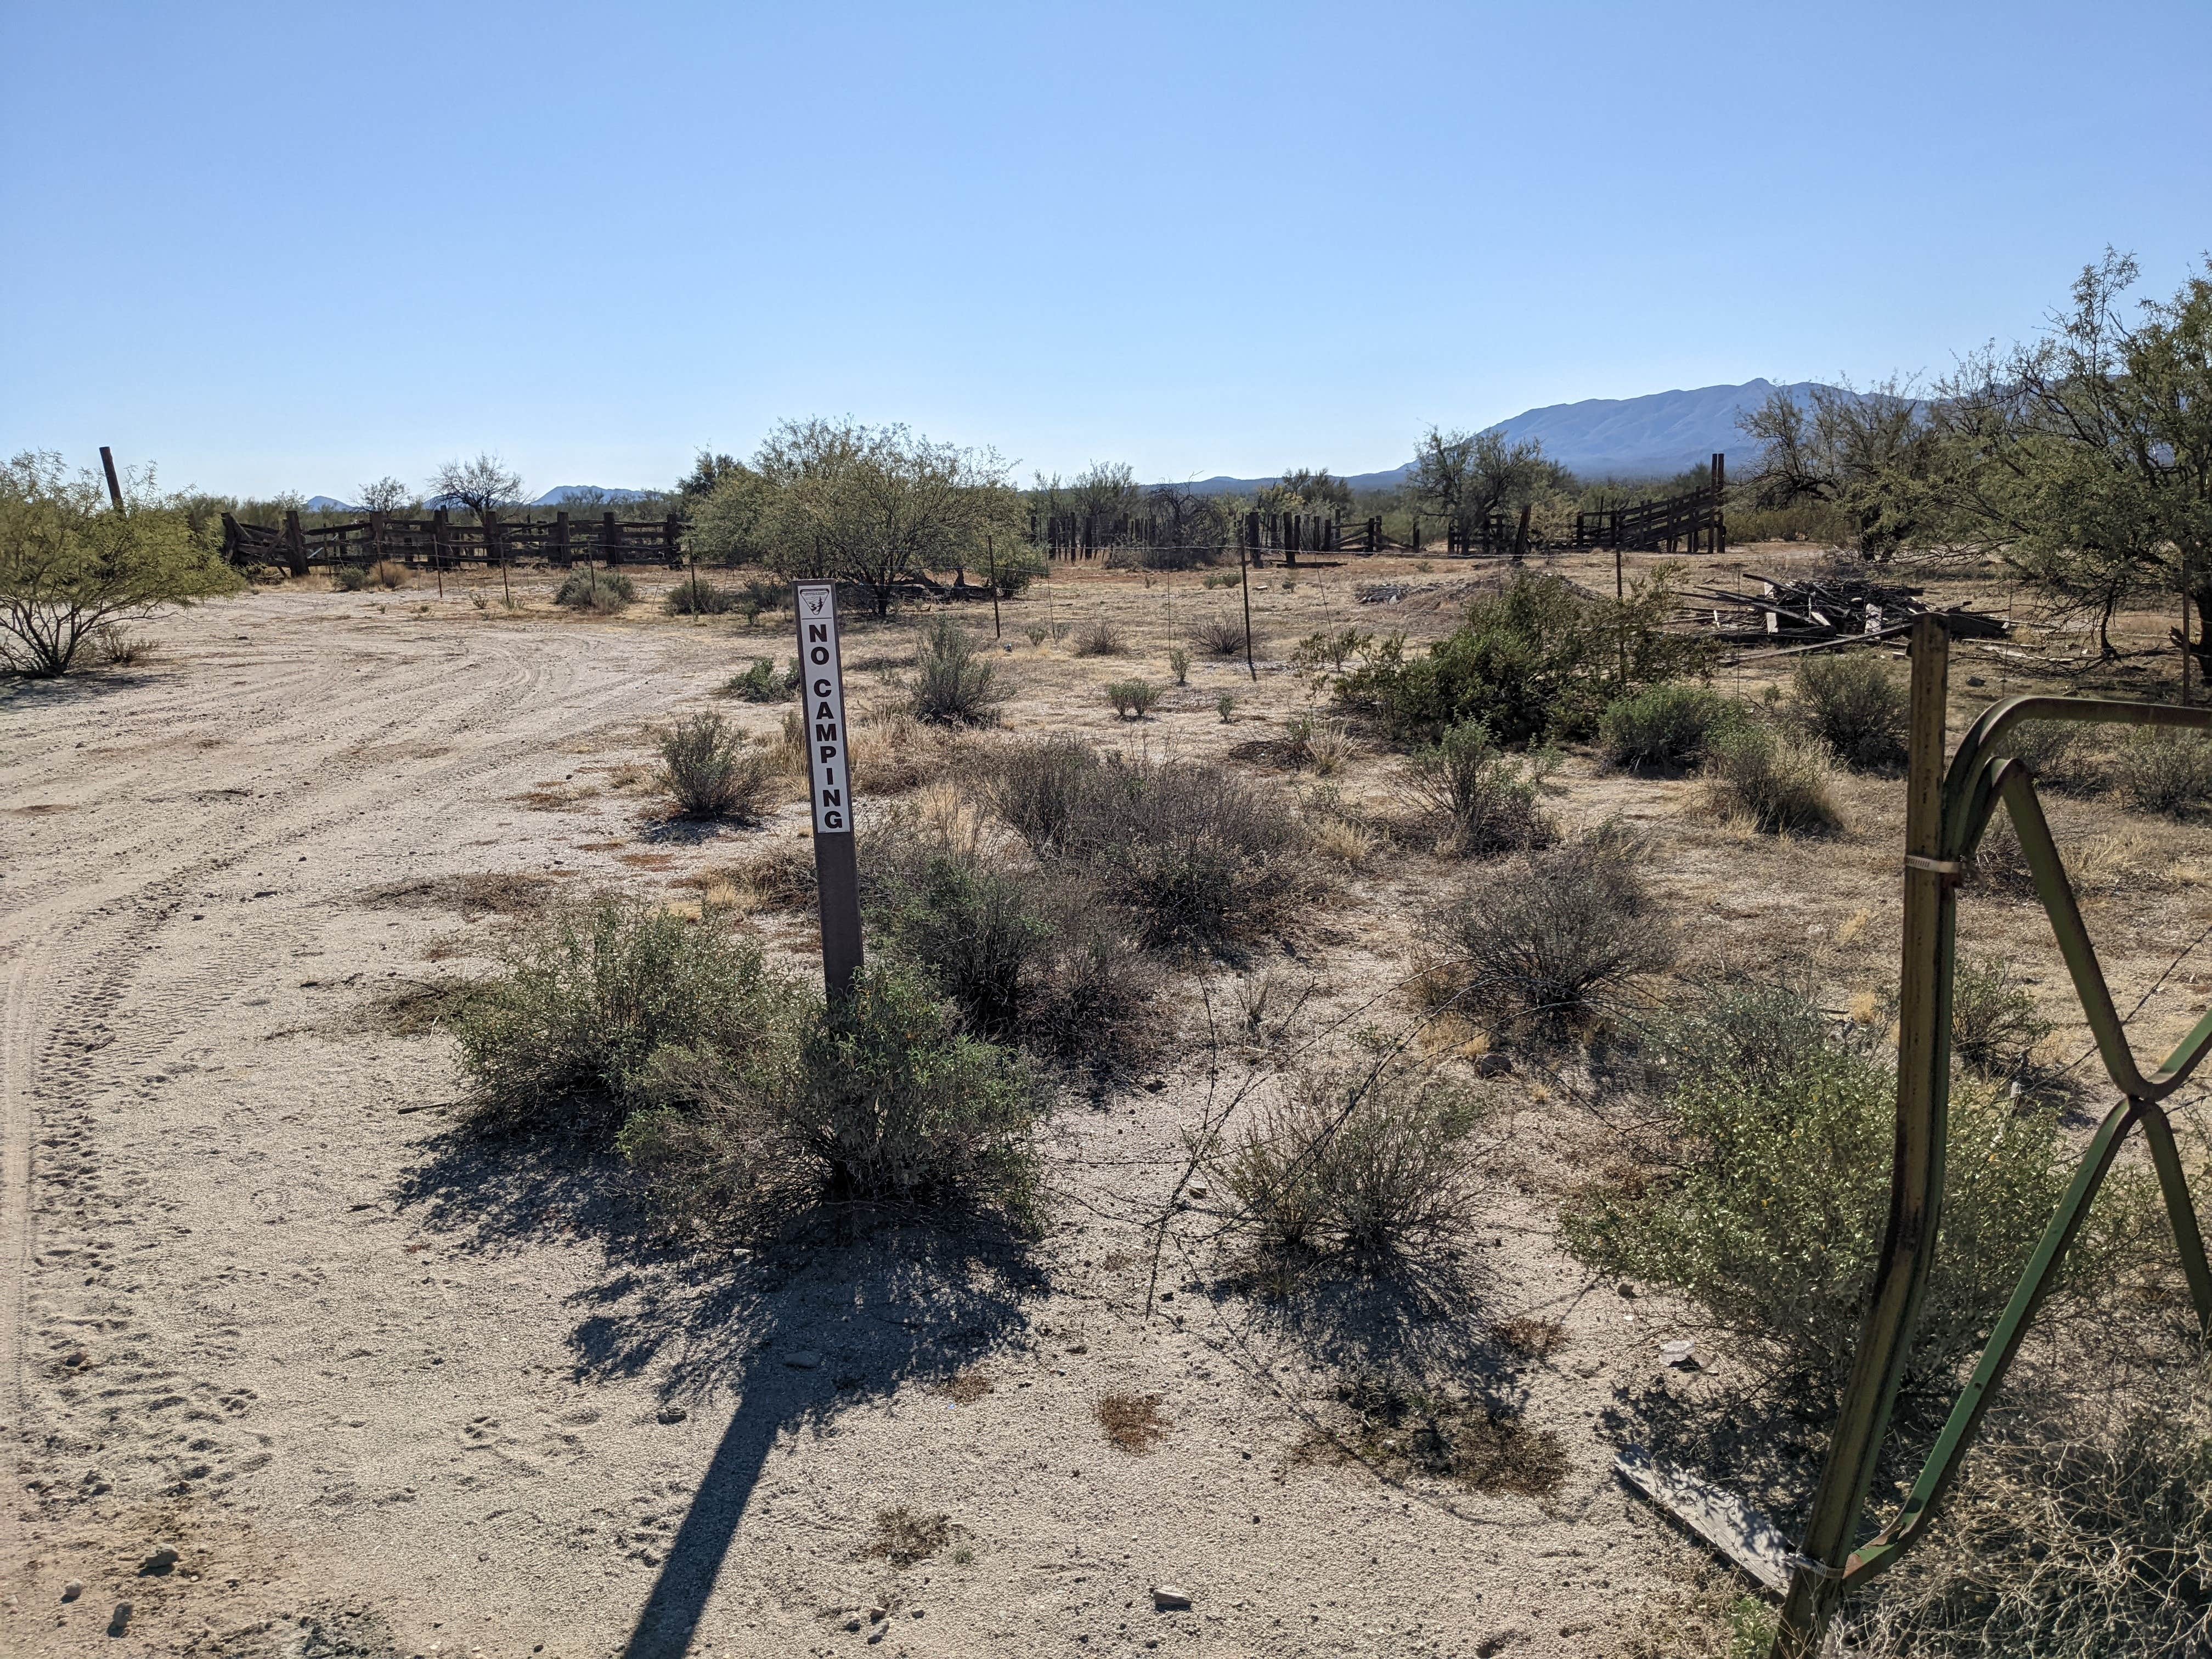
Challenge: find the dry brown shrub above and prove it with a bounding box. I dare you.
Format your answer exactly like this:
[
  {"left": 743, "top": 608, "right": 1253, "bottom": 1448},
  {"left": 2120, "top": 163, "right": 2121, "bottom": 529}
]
[
  {"left": 358, "top": 872, "right": 556, "bottom": 917},
  {"left": 867, "top": 1507, "right": 952, "bottom": 1567},
  {"left": 1302, "top": 1376, "right": 1567, "bottom": 1497}
]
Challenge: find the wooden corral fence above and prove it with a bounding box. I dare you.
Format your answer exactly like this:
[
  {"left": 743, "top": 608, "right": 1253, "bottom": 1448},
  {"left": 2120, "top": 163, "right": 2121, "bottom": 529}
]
[
  {"left": 222, "top": 509, "right": 684, "bottom": 575},
  {"left": 1573, "top": 453, "right": 1728, "bottom": 556}
]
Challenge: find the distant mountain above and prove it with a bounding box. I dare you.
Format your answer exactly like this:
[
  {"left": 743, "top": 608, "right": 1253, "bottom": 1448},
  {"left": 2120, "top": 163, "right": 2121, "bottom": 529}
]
[
  {"left": 303, "top": 495, "right": 362, "bottom": 513},
  {"left": 532, "top": 484, "right": 653, "bottom": 506},
  {"left": 1163, "top": 379, "right": 1826, "bottom": 496}
]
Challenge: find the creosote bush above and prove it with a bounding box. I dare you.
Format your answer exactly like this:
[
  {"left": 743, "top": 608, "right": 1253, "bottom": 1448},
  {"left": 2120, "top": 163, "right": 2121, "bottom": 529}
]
[
  {"left": 1599, "top": 682, "right": 1747, "bottom": 772},
  {"left": 1403, "top": 718, "right": 1556, "bottom": 856},
  {"left": 659, "top": 711, "right": 772, "bottom": 820},
  {"left": 1423, "top": 827, "right": 1671, "bottom": 1043},
  {"left": 1216, "top": 1064, "right": 1486, "bottom": 1266},
  {"left": 1702, "top": 722, "right": 1843, "bottom": 834},
  {"left": 665, "top": 578, "right": 741, "bottom": 615},
  {"left": 910, "top": 615, "right": 1005, "bottom": 726},
  {"left": 555, "top": 567, "right": 636, "bottom": 611},
  {"left": 332, "top": 563, "right": 373, "bottom": 591},
  {"left": 1561, "top": 977, "right": 2147, "bottom": 1397},
  {"left": 2111, "top": 726, "right": 2212, "bottom": 816},
  {"left": 1792, "top": 649, "right": 1908, "bottom": 769},
  {"left": 1335, "top": 569, "right": 1712, "bottom": 745},
  {"left": 453, "top": 892, "right": 791, "bottom": 1135}
]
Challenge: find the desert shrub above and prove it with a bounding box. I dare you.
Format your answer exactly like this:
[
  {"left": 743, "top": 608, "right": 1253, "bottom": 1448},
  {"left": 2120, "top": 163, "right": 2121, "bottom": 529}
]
[
  {"left": 784, "top": 961, "right": 1045, "bottom": 1210},
  {"left": 1283, "top": 713, "right": 1353, "bottom": 774},
  {"left": 454, "top": 893, "right": 792, "bottom": 1133},
  {"left": 1167, "top": 646, "right": 1190, "bottom": 685},
  {"left": 1024, "top": 623, "right": 1048, "bottom": 647},
  {"left": 665, "top": 578, "right": 741, "bottom": 615},
  {"left": 1994, "top": 718, "right": 2101, "bottom": 793},
  {"left": 910, "top": 615, "right": 1005, "bottom": 726},
  {"left": 1424, "top": 829, "right": 1670, "bottom": 1042},
  {"left": 1071, "top": 618, "right": 1127, "bottom": 657},
  {"left": 1562, "top": 977, "right": 2145, "bottom": 1396},
  {"left": 1869, "top": 1366, "right": 2212, "bottom": 1657},
  {"left": 1216, "top": 1064, "right": 1484, "bottom": 1263},
  {"left": 986, "top": 737, "right": 1101, "bottom": 854},
  {"left": 1057, "top": 755, "right": 1315, "bottom": 951},
  {"left": 332, "top": 563, "right": 372, "bottom": 591},
  {"left": 1216, "top": 692, "right": 1237, "bottom": 722},
  {"left": 721, "top": 657, "right": 798, "bottom": 702},
  {"left": 1793, "top": 649, "right": 1907, "bottom": 768},
  {"left": 1105, "top": 679, "right": 1160, "bottom": 719},
  {"left": 1951, "top": 953, "right": 2053, "bottom": 1081},
  {"left": 555, "top": 567, "right": 635, "bottom": 611},
  {"left": 372, "top": 559, "right": 408, "bottom": 589},
  {"left": 1403, "top": 718, "right": 1556, "bottom": 856},
  {"left": 1335, "top": 568, "right": 1713, "bottom": 744},
  {"left": 85, "top": 625, "right": 157, "bottom": 668},
  {"left": 1192, "top": 614, "right": 1249, "bottom": 657},
  {"left": 1703, "top": 722, "right": 1843, "bottom": 833},
  {"left": 1599, "top": 682, "right": 1748, "bottom": 772},
  {"left": 659, "top": 711, "right": 772, "bottom": 819},
  {"left": 2111, "top": 726, "right": 2212, "bottom": 815}
]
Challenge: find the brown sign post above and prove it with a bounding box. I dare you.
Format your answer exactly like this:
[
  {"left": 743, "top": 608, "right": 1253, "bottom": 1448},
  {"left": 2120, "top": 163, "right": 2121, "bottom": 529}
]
[{"left": 794, "top": 582, "right": 864, "bottom": 1002}]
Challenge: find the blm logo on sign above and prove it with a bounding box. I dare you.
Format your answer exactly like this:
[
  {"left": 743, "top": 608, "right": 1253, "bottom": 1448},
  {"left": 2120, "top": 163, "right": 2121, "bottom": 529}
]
[{"left": 794, "top": 581, "right": 852, "bottom": 834}]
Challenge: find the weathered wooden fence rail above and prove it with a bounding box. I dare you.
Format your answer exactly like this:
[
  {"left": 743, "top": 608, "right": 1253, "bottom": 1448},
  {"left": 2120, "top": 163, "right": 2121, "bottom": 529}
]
[
  {"left": 1573, "top": 453, "right": 1728, "bottom": 556},
  {"left": 222, "top": 509, "right": 684, "bottom": 574}
]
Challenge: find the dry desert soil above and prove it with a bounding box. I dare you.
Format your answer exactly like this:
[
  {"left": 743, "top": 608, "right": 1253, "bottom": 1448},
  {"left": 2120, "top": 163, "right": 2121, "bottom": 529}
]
[{"left": 5, "top": 552, "right": 2209, "bottom": 1658}]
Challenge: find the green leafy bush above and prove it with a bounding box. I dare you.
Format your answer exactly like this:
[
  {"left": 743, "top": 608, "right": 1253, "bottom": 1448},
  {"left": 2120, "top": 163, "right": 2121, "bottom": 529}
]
[
  {"left": 1562, "top": 977, "right": 2144, "bottom": 1396},
  {"left": 1167, "top": 646, "right": 1190, "bottom": 685},
  {"left": 1335, "top": 569, "right": 1712, "bottom": 745},
  {"left": 721, "top": 657, "right": 798, "bottom": 702},
  {"left": 1600, "top": 683, "right": 1748, "bottom": 772},
  {"left": 1105, "top": 679, "right": 1160, "bottom": 719},
  {"left": 332, "top": 563, "right": 373, "bottom": 591},
  {"left": 1792, "top": 650, "right": 1907, "bottom": 768},
  {"left": 783, "top": 961, "right": 1045, "bottom": 1210},
  {"left": 664, "top": 577, "right": 741, "bottom": 615},
  {"left": 1702, "top": 722, "right": 1843, "bottom": 834},
  {"left": 1424, "top": 829, "right": 1669, "bottom": 1042},
  {"left": 454, "top": 893, "right": 792, "bottom": 1134},
  {"left": 659, "top": 711, "right": 772, "bottom": 819},
  {"left": 1403, "top": 718, "right": 1556, "bottom": 856},
  {"left": 555, "top": 567, "right": 635, "bottom": 611},
  {"left": 2111, "top": 726, "right": 2212, "bottom": 815},
  {"left": 910, "top": 615, "right": 1005, "bottom": 726}
]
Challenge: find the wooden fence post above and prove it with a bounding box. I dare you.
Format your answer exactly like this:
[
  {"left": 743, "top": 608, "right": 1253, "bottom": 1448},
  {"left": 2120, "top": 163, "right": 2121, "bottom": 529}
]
[
  {"left": 554, "top": 511, "right": 571, "bottom": 567},
  {"left": 99, "top": 446, "right": 125, "bottom": 511},
  {"left": 284, "top": 510, "right": 309, "bottom": 576}
]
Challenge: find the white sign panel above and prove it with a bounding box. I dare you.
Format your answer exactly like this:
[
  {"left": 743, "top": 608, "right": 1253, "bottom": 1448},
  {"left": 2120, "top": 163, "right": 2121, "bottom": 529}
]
[{"left": 794, "top": 582, "right": 854, "bottom": 835}]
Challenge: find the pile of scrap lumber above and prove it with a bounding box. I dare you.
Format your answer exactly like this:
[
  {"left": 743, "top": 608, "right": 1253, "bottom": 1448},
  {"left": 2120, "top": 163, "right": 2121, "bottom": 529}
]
[{"left": 1684, "top": 571, "right": 2008, "bottom": 646}]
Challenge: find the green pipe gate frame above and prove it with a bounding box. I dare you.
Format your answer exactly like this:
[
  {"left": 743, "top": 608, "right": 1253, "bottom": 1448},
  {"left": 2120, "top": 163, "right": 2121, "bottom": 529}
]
[{"left": 1771, "top": 614, "right": 2212, "bottom": 1655}]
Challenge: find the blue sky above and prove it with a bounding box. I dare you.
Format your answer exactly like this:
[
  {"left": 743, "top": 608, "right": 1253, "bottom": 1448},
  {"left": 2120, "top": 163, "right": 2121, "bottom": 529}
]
[{"left": 4, "top": 1, "right": 2208, "bottom": 499}]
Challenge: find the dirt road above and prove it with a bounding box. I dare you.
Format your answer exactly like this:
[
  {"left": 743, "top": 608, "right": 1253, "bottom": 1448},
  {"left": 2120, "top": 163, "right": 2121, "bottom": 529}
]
[{"left": 0, "top": 584, "right": 1678, "bottom": 1657}]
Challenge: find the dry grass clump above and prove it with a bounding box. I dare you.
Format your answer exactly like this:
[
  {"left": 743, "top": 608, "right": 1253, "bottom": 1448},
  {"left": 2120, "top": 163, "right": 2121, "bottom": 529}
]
[
  {"left": 2110, "top": 726, "right": 2212, "bottom": 815},
  {"left": 1214, "top": 1063, "right": 1486, "bottom": 1265},
  {"left": 1401, "top": 718, "right": 1556, "bottom": 856},
  {"left": 83, "top": 625, "right": 160, "bottom": 669},
  {"left": 1071, "top": 618, "right": 1127, "bottom": 657},
  {"left": 1094, "top": 1392, "right": 1169, "bottom": 1453},
  {"left": 1703, "top": 722, "right": 1843, "bottom": 834},
  {"left": 1284, "top": 713, "right": 1354, "bottom": 774},
  {"left": 359, "top": 871, "right": 556, "bottom": 917},
  {"left": 851, "top": 710, "right": 967, "bottom": 797},
  {"left": 1951, "top": 952, "right": 2053, "bottom": 1081},
  {"left": 1421, "top": 828, "right": 1671, "bottom": 1043},
  {"left": 659, "top": 712, "right": 772, "bottom": 820},
  {"left": 372, "top": 559, "right": 408, "bottom": 589},
  {"left": 1191, "top": 614, "right": 1250, "bottom": 657}
]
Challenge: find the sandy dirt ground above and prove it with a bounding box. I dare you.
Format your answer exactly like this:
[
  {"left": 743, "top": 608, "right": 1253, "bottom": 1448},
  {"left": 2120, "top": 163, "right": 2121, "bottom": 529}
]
[{"left": 4, "top": 554, "right": 2209, "bottom": 1658}]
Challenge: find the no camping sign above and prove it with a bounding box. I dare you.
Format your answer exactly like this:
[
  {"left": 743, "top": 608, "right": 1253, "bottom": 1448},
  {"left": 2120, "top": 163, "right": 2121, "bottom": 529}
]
[{"left": 792, "top": 581, "right": 864, "bottom": 998}]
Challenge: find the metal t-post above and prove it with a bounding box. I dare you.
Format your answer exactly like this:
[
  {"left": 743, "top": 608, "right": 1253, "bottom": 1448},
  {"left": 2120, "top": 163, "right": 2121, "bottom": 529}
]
[{"left": 1771, "top": 616, "right": 1955, "bottom": 1657}]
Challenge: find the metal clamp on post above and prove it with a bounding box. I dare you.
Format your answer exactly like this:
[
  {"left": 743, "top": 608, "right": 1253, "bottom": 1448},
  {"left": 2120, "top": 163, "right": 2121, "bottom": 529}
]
[{"left": 1903, "top": 854, "right": 1965, "bottom": 885}]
